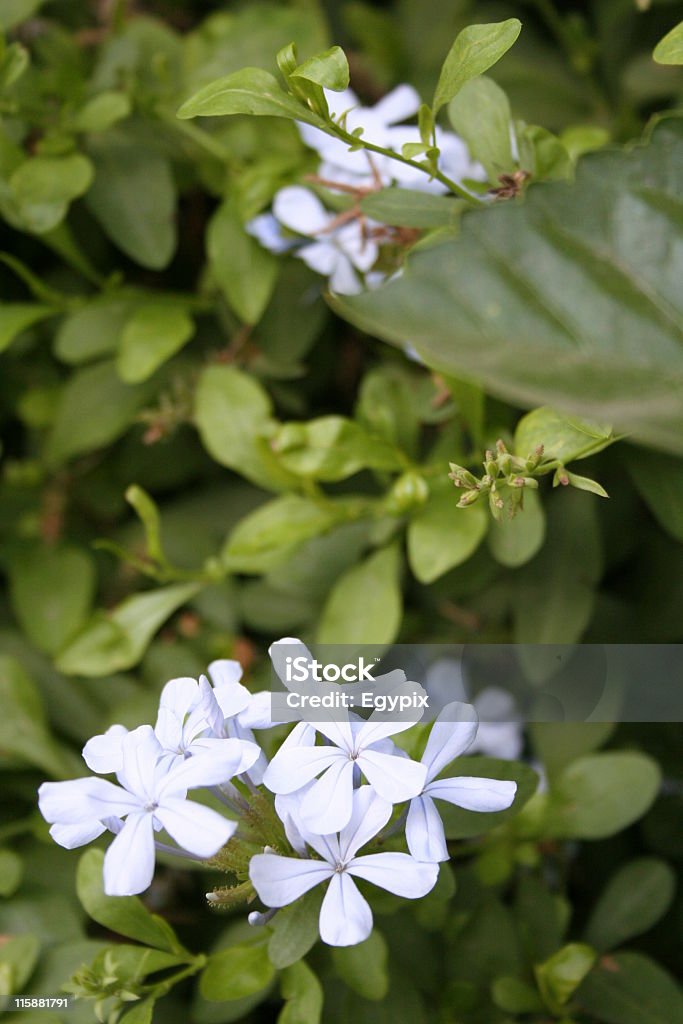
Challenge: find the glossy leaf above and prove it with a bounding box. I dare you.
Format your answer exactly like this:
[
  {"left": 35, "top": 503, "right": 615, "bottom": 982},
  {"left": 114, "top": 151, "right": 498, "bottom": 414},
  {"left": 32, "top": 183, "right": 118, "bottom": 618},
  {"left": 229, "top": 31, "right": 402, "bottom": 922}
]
[
  {"left": 583, "top": 858, "right": 676, "bottom": 952},
  {"left": 433, "top": 19, "right": 522, "bottom": 112},
  {"left": 178, "top": 67, "right": 327, "bottom": 128},
  {"left": 317, "top": 544, "right": 402, "bottom": 644},
  {"left": 408, "top": 488, "right": 487, "bottom": 582},
  {"left": 291, "top": 46, "right": 350, "bottom": 91},
  {"left": 200, "top": 942, "right": 274, "bottom": 1001},
  {"left": 116, "top": 304, "right": 195, "bottom": 383}
]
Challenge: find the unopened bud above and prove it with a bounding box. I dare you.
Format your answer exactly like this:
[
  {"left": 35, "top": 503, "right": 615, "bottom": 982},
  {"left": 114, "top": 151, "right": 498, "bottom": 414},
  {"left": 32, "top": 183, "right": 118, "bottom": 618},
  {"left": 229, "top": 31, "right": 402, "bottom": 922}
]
[
  {"left": 495, "top": 439, "right": 508, "bottom": 455},
  {"left": 386, "top": 471, "right": 429, "bottom": 513},
  {"left": 457, "top": 489, "right": 480, "bottom": 507},
  {"left": 554, "top": 468, "right": 570, "bottom": 487}
]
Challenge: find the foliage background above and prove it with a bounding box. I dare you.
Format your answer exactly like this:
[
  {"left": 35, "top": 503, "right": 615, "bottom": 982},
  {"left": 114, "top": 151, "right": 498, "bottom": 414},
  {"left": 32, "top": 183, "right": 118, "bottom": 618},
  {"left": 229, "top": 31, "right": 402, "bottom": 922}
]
[{"left": 0, "top": 0, "right": 682, "bottom": 1021}]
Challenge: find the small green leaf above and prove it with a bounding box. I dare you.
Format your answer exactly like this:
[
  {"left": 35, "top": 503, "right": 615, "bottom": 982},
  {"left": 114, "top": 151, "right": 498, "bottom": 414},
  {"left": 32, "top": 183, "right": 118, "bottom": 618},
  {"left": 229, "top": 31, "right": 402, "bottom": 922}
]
[
  {"left": 535, "top": 943, "right": 596, "bottom": 1011},
  {"left": 116, "top": 304, "right": 194, "bottom": 383},
  {"left": 208, "top": 201, "right": 279, "bottom": 325},
  {"left": 332, "top": 931, "right": 389, "bottom": 1001},
  {"left": 73, "top": 92, "right": 131, "bottom": 133},
  {"left": 360, "top": 188, "right": 465, "bottom": 228},
  {"left": 408, "top": 487, "right": 487, "bottom": 583},
  {"left": 8, "top": 542, "right": 96, "bottom": 655},
  {"left": 542, "top": 752, "right": 661, "bottom": 840},
  {"left": 0, "top": 656, "right": 75, "bottom": 777},
  {"left": 317, "top": 544, "right": 402, "bottom": 644},
  {"left": 653, "top": 21, "right": 683, "bottom": 65},
  {"left": 200, "top": 942, "right": 274, "bottom": 1001},
  {"left": 223, "top": 496, "right": 338, "bottom": 573},
  {"left": 487, "top": 488, "right": 545, "bottom": 567},
  {"left": 492, "top": 976, "right": 544, "bottom": 1014},
  {"left": 449, "top": 76, "right": 514, "bottom": 182},
  {"left": 54, "top": 296, "right": 138, "bottom": 364},
  {"left": 76, "top": 850, "right": 182, "bottom": 952},
  {"left": 560, "top": 470, "right": 608, "bottom": 498},
  {"left": 291, "top": 46, "right": 349, "bottom": 91},
  {"left": 0, "top": 934, "right": 40, "bottom": 992},
  {"left": 578, "top": 952, "right": 683, "bottom": 1024},
  {"left": 0, "top": 42, "right": 29, "bottom": 90},
  {"left": 0, "top": 303, "right": 54, "bottom": 353},
  {"left": 268, "top": 889, "right": 322, "bottom": 969},
  {"left": 178, "top": 68, "right": 326, "bottom": 128},
  {"left": 0, "top": 849, "right": 23, "bottom": 897},
  {"left": 584, "top": 858, "right": 676, "bottom": 953},
  {"left": 10, "top": 153, "right": 94, "bottom": 205},
  {"left": 514, "top": 407, "right": 614, "bottom": 463},
  {"left": 433, "top": 19, "right": 522, "bottom": 113},
  {"left": 273, "top": 416, "right": 404, "bottom": 481},
  {"left": 279, "top": 960, "right": 323, "bottom": 1024},
  {"left": 56, "top": 581, "right": 201, "bottom": 677}
]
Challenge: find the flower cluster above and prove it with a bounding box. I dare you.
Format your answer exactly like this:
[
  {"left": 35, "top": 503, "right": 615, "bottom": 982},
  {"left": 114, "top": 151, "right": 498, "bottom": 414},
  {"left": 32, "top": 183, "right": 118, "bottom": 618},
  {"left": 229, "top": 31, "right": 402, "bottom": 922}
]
[
  {"left": 248, "top": 85, "right": 485, "bottom": 294},
  {"left": 38, "top": 639, "right": 517, "bottom": 947}
]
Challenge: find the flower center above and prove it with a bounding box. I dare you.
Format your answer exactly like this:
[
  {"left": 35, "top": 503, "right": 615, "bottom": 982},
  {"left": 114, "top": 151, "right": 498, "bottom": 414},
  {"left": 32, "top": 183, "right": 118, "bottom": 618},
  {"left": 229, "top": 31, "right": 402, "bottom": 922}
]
[{"left": 144, "top": 801, "right": 158, "bottom": 813}]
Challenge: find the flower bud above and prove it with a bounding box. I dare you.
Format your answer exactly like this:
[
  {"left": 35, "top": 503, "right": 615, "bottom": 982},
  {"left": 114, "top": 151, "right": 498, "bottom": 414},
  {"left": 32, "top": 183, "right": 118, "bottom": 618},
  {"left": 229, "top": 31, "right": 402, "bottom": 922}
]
[
  {"left": 457, "top": 489, "right": 481, "bottom": 507},
  {"left": 386, "top": 471, "right": 430, "bottom": 514}
]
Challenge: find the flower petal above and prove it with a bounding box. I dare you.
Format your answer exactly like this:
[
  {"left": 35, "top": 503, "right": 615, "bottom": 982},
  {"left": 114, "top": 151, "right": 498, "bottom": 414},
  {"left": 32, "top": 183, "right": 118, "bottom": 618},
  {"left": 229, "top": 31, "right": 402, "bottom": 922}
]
[
  {"left": 103, "top": 812, "right": 155, "bottom": 896},
  {"left": 49, "top": 821, "right": 107, "bottom": 849},
  {"left": 372, "top": 84, "right": 421, "bottom": 127},
  {"left": 405, "top": 795, "right": 448, "bottom": 862},
  {"left": 357, "top": 749, "right": 427, "bottom": 803},
  {"left": 117, "top": 726, "right": 164, "bottom": 801},
  {"left": 338, "top": 787, "right": 393, "bottom": 861},
  {"left": 425, "top": 776, "right": 517, "bottom": 812},
  {"left": 238, "top": 691, "right": 275, "bottom": 730},
  {"left": 250, "top": 853, "right": 333, "bottom": 907},
  {"left": 348, "top": 852, "right": 438, "bottom": 898},
  {"left": 420, "top": 701, "right": 479, "bottom": 782},
  {"left": 299, "top": 758, "right": 356, "bottom": 834},
  {"left": 155, "top": 798, "right": 236, "bottom": 858},
  {"left": 263, "top": 744, "right": 346, "bottom": 795},
  {"left": 82, "top": 724, "right": 128, "bottom": 774},
  {"left": 319, "top": 872, "right": 373, "bottom": 946},
  {"left": 273, "top": 187, "right": 331, "bottom": 235},
  {"left": 158, "top": 741, "right": 257, "bottom": 797},
  {"left": 38, "top": 777, "right": 139, "bottom": 824}
]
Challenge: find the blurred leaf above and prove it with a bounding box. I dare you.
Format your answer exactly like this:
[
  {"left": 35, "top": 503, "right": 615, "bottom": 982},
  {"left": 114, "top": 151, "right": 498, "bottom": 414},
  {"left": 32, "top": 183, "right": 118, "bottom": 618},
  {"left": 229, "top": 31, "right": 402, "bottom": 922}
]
[
  {"left": 0, "top": 656, "right": 75, "bottom": 777},
  {"left": 433, "top": 19, "right": 522, "bottom": 112},
  {"left": 73, "top": 92, "right": 131, "bottom": 132},
  {"left": 200, "top": 942, "right": 274, "bottom": 1001},
  {"left": 334, "top": 117, "right": 683, "bottom": 454},
  {"left": 449, "top": 76, "right": 514, "bottom": 182},
  {"left": 76, "top": 850, "right": 182, "bottom": 952},
  {"left": 0, "top": 0, "right": 44, "bottom": 29},
  {"left": 10, "top": 154, "right": 93, "bottom": 206},
  {"left": 360, "top": 189, "right": 464, "bottom": 228},
  {"left": 116, "top": 304, "right": 194, "bottom": 383},
  {"left": 0, "top": 42, "right": 29, "bottom": 90},
  {"left": 627, "top": 449, "right": 683, "bottom": 542},
  {"left": 583, "top": 858, "right": 676, "bottom": 952},
  {"left": 535, "top": 942, "right": 596, "bottom": 1011},
  {"left": 8, "top": 542, "right": 96, "bottom": 655},
  {"left": 332, "top": 931, "right": 389, "bottom": 1001},
  {"left": 273, "top": 416, "right": 404, "bottom": 481},
  {"left": 515, "top": 873, "right": 569, "bottom": 963},
  {"left": 268, "top": 889, "right": 322, "bottom": 969},
  {"left": 208, "top": 201, "right": 279, "bottom": 325},
  {"left": 223, "top": 495, "right": 337, "bottom": 573},
  {"left": 0, "top": 934, "right": 40, "bottom": 993},
  {"left": 492, "top": 976, "right": 544, "bottom": 1014},
  {"left": 514, "top": 407, "right": 614, "bottom": 463},
  {"left": 85, "top": 132, "right": 176, "bottom": 269},
  {"left": 0, "top": 849, "right": 23, "bottom": 897},
  {"left": 530, "top": 722, "right": 614, "bottom": 780},
  {"left": 408, "top": 488, "right": 487, "bottom": 583},
  {"left": 577, "top": 952, "right": 683, "bottom": 1024},
  {"left": 56, "top": 582, "right": 200, "bottom": 677},
  {"left": 54, "top": 296, "right": 138, "bottom": 364},
  {"left": 487, "top": 488, "right": 545, "bottom": 568},
  {"left": 279, "top": 960, "right": 323, "bottom": 1024},
  {"left": 45, "top": 360, "right": 152, "bottom": 466},
  {"left": 653, "top": 21, "right": 683, "bottom": 64},
  {"left": 0, "top": 303, "right": 54, "bottom": 353},
  {"left": 291, "top": 46, "right": 349, "bottom": 91},
  {"left": 317, "top": 544, "right": 402, "bottom": 644},
  {"left": 178, "top": 68, "right": 326, "bottom": 127},
  {"left": 542, "top": 752, "right": 660, "bottom": 839}
]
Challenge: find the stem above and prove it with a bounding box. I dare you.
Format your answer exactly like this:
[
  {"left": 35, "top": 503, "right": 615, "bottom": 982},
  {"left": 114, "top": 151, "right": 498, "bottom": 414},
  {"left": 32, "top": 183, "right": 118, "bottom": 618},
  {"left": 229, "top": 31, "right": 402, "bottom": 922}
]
[{"left": 327, "top": 124, "right": 485, "bottom": 206}]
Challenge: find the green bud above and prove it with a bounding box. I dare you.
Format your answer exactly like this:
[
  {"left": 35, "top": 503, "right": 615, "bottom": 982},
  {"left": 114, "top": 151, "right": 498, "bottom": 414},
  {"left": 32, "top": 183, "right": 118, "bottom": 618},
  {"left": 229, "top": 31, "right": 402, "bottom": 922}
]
[
  {"left": 386, "top": 471, "right": 430, "bottom": 513},
  {"left": 457, "top": 489, "right": 481, "bottom": 507}
]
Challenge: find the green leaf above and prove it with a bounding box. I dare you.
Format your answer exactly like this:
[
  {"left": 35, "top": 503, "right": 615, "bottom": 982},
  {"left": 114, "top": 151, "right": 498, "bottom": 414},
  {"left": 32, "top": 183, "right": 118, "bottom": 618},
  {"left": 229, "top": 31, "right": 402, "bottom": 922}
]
[
  {"left": 332, "top": 931, "right": 389, "bottom": 1001},
  {"left": 73, "top": 92, "right": 131, "bottom": 133},
  {"left": 542, "top": 752, "right": 660, "bottom": 840},
  {"left": 76, "top": 850, "right": 182, "bottom": 952},
  {"left": 515, "top": 873, "right": 570, "bottom": 963},
  {"left": 535, "top": 943, "right": 596, "bottom": 1011},
  {"left": 408, "top": 488, "right": 487, "bottom": 583},
  {"left": 487, "top": 488, "right": 545, "bottom": 567},
  {"left": 85, "top": 133, "right": 176, "bottom": 269},
  {"left": 0, "top": 849, "right": 23, "bottom": 897},
  {"left": 194, "top": 365, "right": 294, "bottom": 491},
  {"left": 208, "top": 201, "right": 279, "bottom": 325},
  {"left": 433, "top": 19, "right": 522, "bottom": 113},
  {"left": 45, "top": 360, "right": 152, "bottom": 466},
  {"left": 317, "top": 544, "right": 402, "bottom": 644},
  {"left": 116, "top": 304, "right": 194, "bottom": 383},
  {"left": 56, "top": 581, "right": 200, "bottom": 677},
  {"left": 0, "top": 934, "right": 39, "bottom": 992},
  {"left": 223, "top": 496, "right": 338, "bottom": 573},
  {"left": 54, "top": 296, "right": 138, "bottom": 364},
  {"left": 279, "top": 961, "right": 323, "bottom": 1024},
  {"left": 273, "top": 416, "right": 404, "bottom": 481},
  {"left": 0, "top": 303, "right": 54, "bottom": 353},
  {"left": 8, "top": 542, "right": 96, "bottom": 655},
  {"left": 178, "top": 68, "right": 326, "bottom": 128},
  {"left": 514, "top": 407, "right": 614, "bottom": 463},
  {"left": 577, "top": 953, "right": 683, "bottom": 1024},
  {"left": 0, "top": 42, "right": 29, "bottom": 91},
  {"left": 200, "top": 942, "right": 274, "bottom": 1001},
  {"left": 653, "top": 21, "right": 683, "bottom": 65},
  {"left": 627, "top": 449, "right": 683, "bottom": 542},
  {"left": 0, "top": 0, "right": 45, "bottom": 29},
  {"left": 360, "top": 188, "right": 465, "bottom": 228},
  {"left": 530, "top": 722, "right": 614, "bottom": 781},
  {"left": 268, "top": 889, "right": 322, "bottom": 969},
  {"left": 120, "top": 999, "right": 155, "bottom": 1024},
  {"left": 440, "top": 757, "right": 538, "bottom": 839},
  {"left": 449, "top": 76, "right": 514, "bottom": 182},
  {"left": 492, "top": 976, "right": 544, "bottom": 1014},
  {"left": 10, "top": 154, "right": 93, "bottom": 206},
  {"left": 560, "top": 470, "right": 608, "bottom": 498},
  {"left": 583, "top": 858, "right": 676, "bottom": 953},
  {"left": 334, "top": 117, "right": 683, "bottom": 454},
  {"left": 291, "top": 46, "right": 349, "bottom": 91},
  {"left": 0, "top": 656, "right": 75, "bottom": 777}
]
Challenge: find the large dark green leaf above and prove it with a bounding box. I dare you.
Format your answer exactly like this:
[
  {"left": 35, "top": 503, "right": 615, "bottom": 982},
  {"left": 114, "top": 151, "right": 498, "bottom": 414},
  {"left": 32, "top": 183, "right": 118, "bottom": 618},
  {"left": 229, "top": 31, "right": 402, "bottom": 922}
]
[{"left": 335, "top": 116, "right": 683, "bottom": 454}]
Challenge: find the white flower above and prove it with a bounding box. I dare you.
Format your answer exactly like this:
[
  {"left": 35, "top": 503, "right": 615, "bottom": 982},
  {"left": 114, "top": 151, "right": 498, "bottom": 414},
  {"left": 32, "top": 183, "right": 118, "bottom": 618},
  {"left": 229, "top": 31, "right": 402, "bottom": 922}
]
[
  {"left": 246, "top": 212, "right": 295, "bottom": 253},
  {"left": 207, "top": 659, "right": 273, "bottom": 783},
  {"left": 270, "top": 186, "right": 379, "bottom": 294},
  {"left": 39, "top": 725, "right": 259, "bottom": 895},
  {"left": 263, "top": 712, "right": 426, "bottom": 835},
  {"left": 405, "top": 702, "right": 518, "bottom": 862},
  {"left": 250, "top": 787, "right": 438, "bottom": 946}
]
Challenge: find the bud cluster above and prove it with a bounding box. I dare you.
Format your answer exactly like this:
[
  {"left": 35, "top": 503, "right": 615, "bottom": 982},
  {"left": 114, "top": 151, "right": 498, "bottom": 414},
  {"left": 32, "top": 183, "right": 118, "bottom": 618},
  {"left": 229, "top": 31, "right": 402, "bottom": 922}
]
[{"left": 449, "top": 439, "right": 544, "bottom": 520}]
